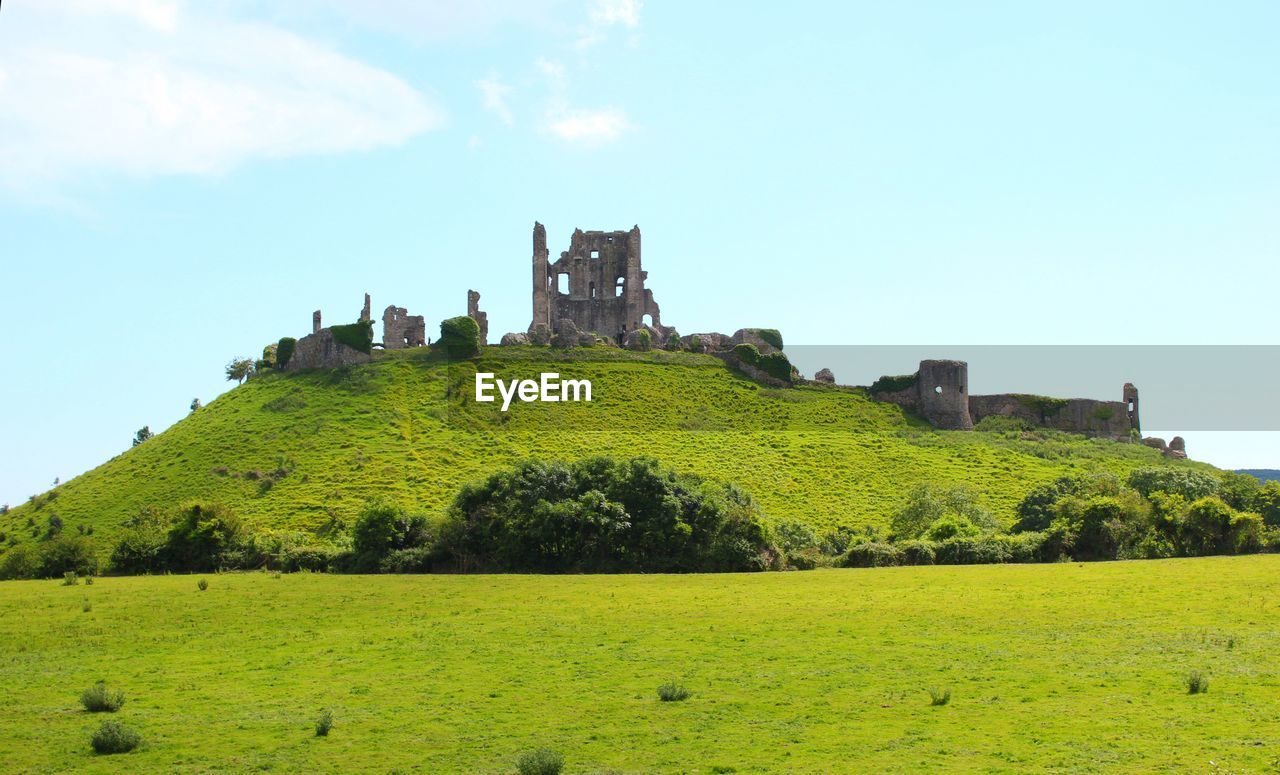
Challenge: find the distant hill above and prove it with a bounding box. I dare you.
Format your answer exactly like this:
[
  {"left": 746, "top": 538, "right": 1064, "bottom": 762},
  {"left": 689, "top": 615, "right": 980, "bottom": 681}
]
[
  {"left": 1, "top": 346, "right": 1200, "bottom": 550},
  {"left": 1236, "top": 469, "right": 1280, "bottom": 483}
]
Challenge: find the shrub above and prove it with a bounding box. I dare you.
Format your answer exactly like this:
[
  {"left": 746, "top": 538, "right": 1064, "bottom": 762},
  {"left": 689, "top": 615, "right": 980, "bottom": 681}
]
[
  {"left": 439, "top": 316, "right": 481, "bottom": 358},
  {"left": 110, "top": 518, "right": 168, "bottom": 575},
  {"left": 844, "top": 542, "right": 901, "bottom": 568},
  {"left": 687, "top": 334, "right": 703, "bottom": 353},
  {"left": 1128, "top": 467, "right": 1219, "bottom": 501},
  {"left": 40, "top": 535, "right": 99, "bottom": 578},
  {"left": 732, "top": 343, "right": 760, "bottom": 365},
  {"left": 657, "top": 682, "right": 691, "bottom": 702},
  {"left": 1254, "top": 481, "right": 1280, "bottom": 527},
  {"left": 934, "top": 536, "right": 1012, "bottom": 565},
  {"left": 379, "top": 545, "right": 439, "bottom": 573},
  {"left": 197, "top": 578, "right": 208, "bottom": 591},
  {"left": 351, "top": 499, "right": 431, "bottom": 571},
  {"left": 516, "top": 748, "right": 564, "bottom": 775},
  {"left": 896, "top": 539, "right": 936, "bottom": 565},
  {"left": 1005, "top": 532, "right": 1048, "bottom": 563},
  {"left": 82, "top": 598, "right": 92, "bottom": 612},
  {"left": 928, "top": 686, "right": 952, "bottom": 706},
  {"left": 892, "top": 484, "right": 997, "bottom": 540},
  {"left": 315, "top": 709, "right": 333, "bottom": 737},
  {"left": 1178, "top": 497, "right": 1238, "bottom": 556},
  {"left": 756, "top": 351, "right": 794, "bottom": 383},
  {"left": 437, "top": 457, "right": 779, "bottom": 573},
  {"left": 162, "top": 502, "right": 245, "bottom": 572},
  {"left": 869, "top": 373, "right": 917, "bottom": 395},
  {"left": 925, "top": 514, "right": 980, "bottom": 541},
  {"left": 1186, "top": 671, "right": 1209, "bottom": 694},
  {"left": 81, "top": 682, "right": 125, "bottom": 712},
  {"left": 90, "top": 720, "right": 140, "bottom": 754},
  {"left": 63, "top": 571, "right": 78, "bottom": 586},
  {"left": 0, "top": 543, "right": 42, "bottom": 580},
  {"left": 635, "top": 328, "right": 652, "bottom": 351},
  {"left": 755, "top": 328, "right": 784, "bottom": 351},
  {"left": 663, "top": 328, "right": 682, "bottom": 351},
  {"left": 330, "top": 320, "right": 374, "bottom": 354},
  {"left": 276, "top": 337, "right": 297, "bottom": 368}
]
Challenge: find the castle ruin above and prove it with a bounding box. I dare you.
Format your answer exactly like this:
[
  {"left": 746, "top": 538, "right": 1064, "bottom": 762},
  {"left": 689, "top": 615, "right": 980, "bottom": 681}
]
[{"left": 530, "top": 222, "right": 667, "bottom": 343}]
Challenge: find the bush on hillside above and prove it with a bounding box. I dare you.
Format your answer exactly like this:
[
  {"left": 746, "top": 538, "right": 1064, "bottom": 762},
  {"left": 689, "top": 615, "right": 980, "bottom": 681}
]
[
  {"left": 891, "top": 484, "right": 998, "bottom": 540},
  {"left": 90, "top": 720, "right": 140, "bottom": 755},
  {"left": 39, "top": 534, "right": 99, "bottom": 578},
  {"left": 330, "top": 320, "right": 374, "bottom": 354},
  {"left": 869, "top": 373, "right": 918, "bottom": 395},
  {"left": 81, "top": 682, "right": 125, "bottom": 713},
  {"left": 1127, "top": 467, "right": 1219, "bottom": 501},
  {"left": 439, "top": 316, "right": 481, "bottom": 358},
  {"left": 844, "top": 542, "right": 901, "bottom": 568},
  {"left": 276, "top": 337, "right": 297, "bottom": 368},
  {"left": 161, "top": 502, "right": 246, "bottom": 571},
  {"left": 351, "top": 499, "right": 431, "bottom": 571},
  {"left": 436, "top": 457, "right": 780, "bottom": 573},
  {"left": 0, "top": 543, "right": 42, "bottom": 580}
]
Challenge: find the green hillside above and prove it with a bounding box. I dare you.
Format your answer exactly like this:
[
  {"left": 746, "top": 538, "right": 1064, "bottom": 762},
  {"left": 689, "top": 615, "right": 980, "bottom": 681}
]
[{"left": 2, "top": 346, "right": 1192, "bottom": 550}]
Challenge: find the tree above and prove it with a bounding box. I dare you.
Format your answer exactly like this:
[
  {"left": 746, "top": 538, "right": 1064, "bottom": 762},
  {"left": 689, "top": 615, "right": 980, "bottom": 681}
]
[
  {"left": 891, "top": 484, "right": 998, "bottom": 540},
  {"left": 190, "top": 398, "right": 202, "bottom": 413},
  {"left": 225, "top": 358, "right": 254, "bottom": 385},
  {"left": 132, "top": 426, "right": 153, "bottom": 447}
]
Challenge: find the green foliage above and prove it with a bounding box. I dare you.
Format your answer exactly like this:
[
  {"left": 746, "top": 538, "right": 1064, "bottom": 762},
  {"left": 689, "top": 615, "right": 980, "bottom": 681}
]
[
  {"left": 516, "top": 748, "right": 564, "bottom": 775},
  {"left": 81, "top": 682, "right": 125, "bottom": 713},
  {"left": 891, "top": 484, "right": 997, "bottom": 540},
  {"left": 869, "top": 373, "right": 918, "bottom": 395},
  {"left": 687, "top": 334, "right": 703, "bottom": 353},
  {"left": 330, "top": 321, "right": 375, "bottom": 355},
  {"left": 1254, "top": 481, "right": 1280, "bottom": 526},
  {"left": 635, "top": 328, "right": 652, "bottom": 351},
  {"left": 351, "top": 499, "right": 431, "bottom": 571},
  {"left": 109, "top": 512, "right": 168, "bottom": 575},
  {"left": 315, "top": 709, "right": 333, "bottom": 737},
  {"left": 844, "top": 542, "right": 901, "bottom": 568},
  {"left": 928, "top": 686, "right": 952, "bottom": 706},
  {"left": 39, "top": 535, "right": 99, "bottom": 578},
  {"left": 974, "top": 415, "right": 1033, "bottom": 433},
  {"left": 733, "top": 343, "right": 759, "bottom": 365},
  {"left": 657, "top": 682, "right": 691, "bottom": 702},
  {"left": 755, "top": 328, "right": 784, "bottom": 351},
  {"left": 1217, "top": 470, "right": 1262, "bottom": 511},
  {"left": 1128, "top": 467, "right": 1219, "bottom": 501},
  {"left": 437, "top": 457, "right": 780, "bottom": 573},
  {"left": 90, "top": 720, "right": 140, "bottom": 754},
  {"left": 162, "top": 503, "right": 245, "bottom": 572},
  {"left": 933, "top": 535, "right": 1013, "bottom": 565},
  {"left": 757, "top": 351, "right": 794, "bottom": 383},
  {"left": 62, "top": 571, "right": 78, "bottom": 585},
  {"left": 1017, "top": 395, "right": 1069, "bottom": 419},
  {"left": 439, "top": 316, "right": 481, "bottom": 358},
  {"left": 0, "top": 543, "right": 42, "bottom": 580},
  {"left": 224, "top": 358, "right": 254, "bottom": 385},
  {"left": 276, "top": 337, "right": 297, "bottom": 368},
  {"left": 925, "top": 514, "right": 981, "bottom": 541},
  {"left": 1185, "top": 671, "right": 1209, "bottom": 695},
  {"left": 132, "top": 426, "right": 152, "bottom": 447},
  {"left": 197, "top": 578, "right": 208, "bottom": 591}
]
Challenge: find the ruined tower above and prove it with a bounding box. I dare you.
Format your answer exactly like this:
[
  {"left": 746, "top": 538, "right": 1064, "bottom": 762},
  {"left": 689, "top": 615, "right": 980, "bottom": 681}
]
[
  {"left": 382, "top": 305, "right": 425, "bottom": 349},
  {"left": 360, "top": 293, "right": 371, "bottom": 323},
  {"left": 529, "top": 222, "right": 663, "bottom": 342},
  {"left": 467, "top": 289, "right": 489, "bottom": 346},
  {"left": 1124, "top": 383, "right": 1140, "bottom": 432},
  {"left": 312, "top": 310, "right": 322, "bottom": 334},
  {"left": 918, "top": 360, "right": 973, "bottom": 430}
]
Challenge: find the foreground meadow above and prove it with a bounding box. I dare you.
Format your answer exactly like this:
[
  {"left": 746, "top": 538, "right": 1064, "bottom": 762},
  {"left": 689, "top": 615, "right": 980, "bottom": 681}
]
[{"left": 2, "top": 557, "right": 1279, "bottom": 773}]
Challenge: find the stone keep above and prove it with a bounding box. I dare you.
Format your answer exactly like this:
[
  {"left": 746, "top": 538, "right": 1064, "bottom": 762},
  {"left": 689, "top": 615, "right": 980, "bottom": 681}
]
[{"left": 531, "top": 222, "right": 663, "bottom": 343}]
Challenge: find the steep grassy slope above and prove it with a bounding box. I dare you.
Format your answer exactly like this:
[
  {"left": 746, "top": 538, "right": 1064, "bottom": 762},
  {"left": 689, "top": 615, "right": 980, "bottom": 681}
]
[
  {"left": 2, "top": 346, "right": 1189, "bottom": 549},
  {"left": 2, "top": 557, "right": 1278, "bottom": 772}
]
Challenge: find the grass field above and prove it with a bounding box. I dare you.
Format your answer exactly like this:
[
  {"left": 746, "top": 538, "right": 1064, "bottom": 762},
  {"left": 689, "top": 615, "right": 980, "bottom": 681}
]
[
  {"left": 1, "top": 346, "right": 1190, "bottom": 551},
  {"left": 3, "top": 556, "right": 1278, "bottom": 773}
]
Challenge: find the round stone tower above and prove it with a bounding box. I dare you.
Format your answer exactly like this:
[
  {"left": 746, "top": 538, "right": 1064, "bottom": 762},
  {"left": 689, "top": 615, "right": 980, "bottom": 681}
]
[{"left": 918, "top": 360, "right": 973, "bottom": 430}]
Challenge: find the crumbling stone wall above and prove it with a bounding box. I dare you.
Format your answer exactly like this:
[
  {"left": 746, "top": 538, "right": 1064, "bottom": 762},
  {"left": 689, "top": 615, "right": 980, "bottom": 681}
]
[
  {"left": 360, "top": 293, "right": 371, "bottom": 323},
  {"left": 871, "top": 359, "right": 1141, "bottom": 439},
  {"left": 530, "top": 222, "right": 666, "bottom": 343},
  {"left": 382, "top": 305, "right": 426, "bottom": 349},
  {"left": 312, "top": 310, "right": 322, "bottom": 334},
  {"left": 283, "top": 328, "right": 370, "bottom": 371},
  {"left": 467, "top": 290, "right": 488, "bottom": 346}
]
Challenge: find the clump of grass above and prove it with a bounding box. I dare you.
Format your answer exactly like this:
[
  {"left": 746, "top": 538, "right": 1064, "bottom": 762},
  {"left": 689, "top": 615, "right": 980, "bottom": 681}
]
[
  {"left": 197, "top": 578, "right": 208, "bottom": 591},
  {"left": 90, "top": 719, "right": 140, "bottom": 754},
  {"left": 84, "top": 576, "right": 94, "bottom": 585},
  {"left": 516, "top": 748, "right": 564, "bottom": 775},
  {"left": 82, "top": 599, "right": 92, "bottom": 613},
  {"left": 928, "top": 686, "right": 952, "bottom": 706},
  {"left": 315, "top": 709, "right": 333, "bottom": 737},
  {"left": 62, "top": 572, "right": 78, "bottom": 586},
  {"left": 1186, "top": 671, "right": 1209, "bottom": 694},
  {"left": 81, "top": 682, "right": 125, "bottom": 713},
  {"left": 657, "top": 682, "right": 691, "bottom": 702}
]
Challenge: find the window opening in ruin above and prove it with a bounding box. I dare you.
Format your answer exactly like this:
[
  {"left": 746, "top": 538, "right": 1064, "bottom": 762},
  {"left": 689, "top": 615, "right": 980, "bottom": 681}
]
[
  {"left": 591, "top": 250, "right": 599, "bottom": 259},
  {"left": 1128, "top": 400, "right": 1135, "bottom": 412},
  {"left": 642, "top": 313, "right": 653, "bottom": 327},
  {"left": 590, "top": 282, "right": 596, "bottom": 299},
  {"left": 557, "top": 273, "right": 570, "bottom": 295},
  {"left": 615, "top": 277, "right": 624, "bottom": 296},
  {"left": 934, "top": 386, "right": 943, "bottom": 394}
]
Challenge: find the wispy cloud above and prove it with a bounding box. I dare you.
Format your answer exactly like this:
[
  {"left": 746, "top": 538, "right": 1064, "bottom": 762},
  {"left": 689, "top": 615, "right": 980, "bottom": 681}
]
[
  {"left": 0, "top": 0, "right": 442, "bottom": 195},
  {"left": 476, "top": 74, "right": 514, "bottom": 125},
  {"left": 577, "top": 0, "right": 642, "bottom": 48},
  {"left": 545, "top": 105, "right": 631, "bottom": 145}
]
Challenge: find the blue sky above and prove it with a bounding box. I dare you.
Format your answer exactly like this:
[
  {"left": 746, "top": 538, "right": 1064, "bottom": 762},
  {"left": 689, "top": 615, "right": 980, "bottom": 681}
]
[{"left": 1, "top": 1, "right": 1278, "bottom": 505}]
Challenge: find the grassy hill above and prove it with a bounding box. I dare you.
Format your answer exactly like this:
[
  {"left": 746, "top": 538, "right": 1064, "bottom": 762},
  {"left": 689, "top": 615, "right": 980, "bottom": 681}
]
[
  {"left": 2, "top": 346, "right": 1195, "bottom": 551},
  {"left": 2, "top": 557, "right": 1278, "bottom": 772}
]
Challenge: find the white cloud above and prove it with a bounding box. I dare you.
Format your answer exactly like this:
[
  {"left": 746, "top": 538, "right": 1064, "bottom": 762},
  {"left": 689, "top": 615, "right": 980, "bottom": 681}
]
[
  {"left": 588, "top": 0, "right": 641, "bottom": 28},
  {"left": 0, "top": 1, "right": 442, "bottom": 194},
  {"left": 535, "top": 57, "right": 566, "bottom": 81},
  {"left": 476, "top": 75, "right": 514, "bottom": 125},
  {"left": 545, "top": 105, "right": 630, "bottom": 145}
]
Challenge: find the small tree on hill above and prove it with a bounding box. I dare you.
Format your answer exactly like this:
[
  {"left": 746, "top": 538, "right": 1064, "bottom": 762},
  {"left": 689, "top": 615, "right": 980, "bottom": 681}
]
[
  {"left": 132, "top": 426, "right": 152, "bottom": 447},
  {"left": 225, "top": 358, "right": 254, "bottom": 385},
  {"left": 190, "top": 398, "right": 202, "bottom": 413}
]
